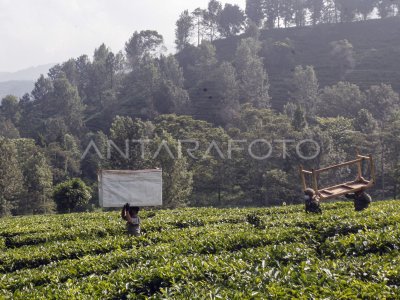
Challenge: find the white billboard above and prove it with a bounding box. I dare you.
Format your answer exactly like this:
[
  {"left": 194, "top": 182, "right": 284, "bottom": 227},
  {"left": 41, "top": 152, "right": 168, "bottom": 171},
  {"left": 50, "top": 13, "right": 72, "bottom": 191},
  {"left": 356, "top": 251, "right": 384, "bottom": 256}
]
[{"left": 98, "top": 169, "right": 162, "bottom": 207}]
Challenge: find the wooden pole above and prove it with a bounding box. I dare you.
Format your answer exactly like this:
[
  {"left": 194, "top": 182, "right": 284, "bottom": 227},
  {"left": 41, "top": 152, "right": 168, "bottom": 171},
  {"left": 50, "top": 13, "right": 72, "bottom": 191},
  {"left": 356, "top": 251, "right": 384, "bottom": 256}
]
[
  {"left": 316, "top": 158, "right": 363, "bottom": 173},
  {"left": 356, "top": 149, "right": 362, "bottom": 180},
  {"left": 312, "top": 168, "right": 318, "bottom": 194},
  {"left": 299, "top": 165, "right": 307, "bottom": 191},
  {"left": 357, "top": 155, "right": 370, "bottom": 160},
  {"left": 369, "top": 154, "right": 376, "bottom": 184}
]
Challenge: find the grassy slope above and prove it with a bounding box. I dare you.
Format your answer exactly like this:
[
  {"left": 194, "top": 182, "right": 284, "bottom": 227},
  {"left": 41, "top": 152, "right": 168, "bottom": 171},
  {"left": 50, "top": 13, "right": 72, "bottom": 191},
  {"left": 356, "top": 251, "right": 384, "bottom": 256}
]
[
  {"left": 213, "top": 17, "right": 400, "bottom": 110},
  {"left": 0, "top": 200, "right": 400, "bottom": 299}
]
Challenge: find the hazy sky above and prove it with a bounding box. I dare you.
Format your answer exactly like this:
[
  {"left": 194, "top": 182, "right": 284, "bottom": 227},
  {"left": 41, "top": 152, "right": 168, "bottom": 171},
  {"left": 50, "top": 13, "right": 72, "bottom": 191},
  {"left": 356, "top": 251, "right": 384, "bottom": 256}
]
[{"left": 0, "top": 0, "right": 246, "bottom": 72}]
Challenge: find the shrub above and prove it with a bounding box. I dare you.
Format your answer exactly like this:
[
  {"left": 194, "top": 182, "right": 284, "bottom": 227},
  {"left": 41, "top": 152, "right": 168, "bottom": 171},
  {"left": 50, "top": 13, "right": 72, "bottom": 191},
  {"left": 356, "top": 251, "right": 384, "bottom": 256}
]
[{"left": 53, "top": 178, "right": 92, "bottom": 213}]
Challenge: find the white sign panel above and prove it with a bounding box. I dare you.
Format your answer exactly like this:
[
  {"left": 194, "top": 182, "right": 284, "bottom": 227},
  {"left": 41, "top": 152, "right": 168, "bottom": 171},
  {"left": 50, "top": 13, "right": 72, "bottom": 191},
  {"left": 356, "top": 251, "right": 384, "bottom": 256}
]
[{"left": 98, "top": 169, "right": 162, "bottom": 207}]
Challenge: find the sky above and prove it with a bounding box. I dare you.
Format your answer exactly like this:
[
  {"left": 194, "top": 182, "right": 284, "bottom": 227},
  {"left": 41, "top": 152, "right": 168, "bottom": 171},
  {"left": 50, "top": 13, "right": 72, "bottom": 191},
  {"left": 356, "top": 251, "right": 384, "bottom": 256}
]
[{"left": 0, "top": 0, "right": 246, "bottom": 72}]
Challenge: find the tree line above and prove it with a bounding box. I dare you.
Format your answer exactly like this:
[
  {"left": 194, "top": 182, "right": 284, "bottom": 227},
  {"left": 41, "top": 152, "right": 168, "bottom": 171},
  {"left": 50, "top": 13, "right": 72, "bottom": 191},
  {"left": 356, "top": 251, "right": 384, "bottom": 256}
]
[
  {"left": 1, "top": 1, "right": 400, "bottom": 216},
  {"left": 174, "top": 0, "right": 400, "bottom": 51},
  {"left": 246, "top": 0, "right": 400, "bottom": 27}
]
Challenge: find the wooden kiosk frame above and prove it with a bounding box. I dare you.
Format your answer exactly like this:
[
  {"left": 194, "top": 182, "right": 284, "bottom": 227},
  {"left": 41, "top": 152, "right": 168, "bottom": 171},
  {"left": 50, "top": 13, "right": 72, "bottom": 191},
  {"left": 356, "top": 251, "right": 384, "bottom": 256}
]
[{"left": 299, "top": 153, "right": 376, "bottom": 200}]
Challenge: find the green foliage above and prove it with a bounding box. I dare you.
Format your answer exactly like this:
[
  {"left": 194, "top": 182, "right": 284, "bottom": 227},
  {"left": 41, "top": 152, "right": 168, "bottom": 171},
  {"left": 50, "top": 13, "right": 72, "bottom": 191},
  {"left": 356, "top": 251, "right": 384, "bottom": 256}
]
[
  {"left": 107, "top": 115, "right": 194, "bottom": 208},
  {"left": 191, "top": 61, "right": 239, "bottom": 125},
  {"left": 0, "top": 201, "right": 400, "bottom": 298},
  {"left": 316, "top": 116, "right": 356, "bottom": 156},
  {"left": 12, "top": 139, "right": 54, "bottom": 215},
  {"left": 0, "top": 138, "right": 54, "bottom": 216},
  {"left": 0, "top": 138, "right": 23, "bottom": 217},
  {"left": 235, "top": 38, "right": 270, "bottom": 108},
  {"left": 234, "top": 105, "right": 301, "bottom": 205},
  {"left": 50, "top": 75, "right": 85, "bottom": 136},
  {"left": 0, "top": 95, "right": 21, "bottom": 138},
  {"left": 264, "top": 38, "right": 296, "bottom": 72},
  {"left": 188, "top": 41, "right": 218, "bottom": 83},
  {"left": 53, "top": 178, "right": 92, "bottom": 213},
  {"left": 0, "top": 116, "right": 20, "bottom": 138},
  {"left": 80, "top": 131, "right": 110, "bottom": 181},
  {"left": 330, "top": 40, "right": 355, "bottom": 80},
  {"left": 335, "top": 0, "right": 358, "bottom": 22},
  {"left": 265, "top": 169, "right": 297, "bottom": 205},
  {"left": 154, "top": 114, "right": 233, "bottom": 206},
  {"left": 203, "top": 0, "right": 222, "bottom": 41},
  {"left": 356, "top": 0, "right": 376, "bottom": 20},
  {"left": 4, "top": 4, "right": 400, "bottom": 216},
  {"left": 307, "top": 0, "right": 324, "bottom": 25},
  {"left": 291, "top": 104, "right": 307, "bottom": 129},
  {"left": 109, "top": 116, "right": 152, "bottom": 170},
  {"left": 155, "top": 55, "right": 190, "bottom": 114},
  {"left": 125, "top": 30, "right": 164, "bottom": 67},
  {"left": 353, "top": 109, "right": 378, "bottom": 134},
  {"left": 292, "top": 65, "right": 319, "bottom": 118},
  {"left": 318, "top": 81, "right": 365, "bottom": 118},
  {"left": 376, "top": 0, "right": 396, "bottom": 18},
  {"left": 365, "top": 84, "right": 400, "bottom": 121},
  {"left": 218, "top": 4, "right": 246, "bottom": 37},
  {"left": 246, "top": 212, "right": 265, "bottom": 229},
  {"left": 150, "top": 131, "right": 193, "bottom": 209},
  {"left": 21, "top": 72, "right": 85, "bottom": 143},
  {"left": 263, "top": 0, "right": 280, "bottom": 29},
  {"left": 1, "top": 95, "right": 20, "bottom": 124},
  {"left": 245, "top": 0, "right": 264, "bottom": 26},
  {"left": 45, "top": 134, "right": 81, "bottom": 184},
  {"left": 118, "top": 58, "right": 161, "bottom": 119},
  {"left": 175, "top": 10, "right": 194, "bottom": 51}
]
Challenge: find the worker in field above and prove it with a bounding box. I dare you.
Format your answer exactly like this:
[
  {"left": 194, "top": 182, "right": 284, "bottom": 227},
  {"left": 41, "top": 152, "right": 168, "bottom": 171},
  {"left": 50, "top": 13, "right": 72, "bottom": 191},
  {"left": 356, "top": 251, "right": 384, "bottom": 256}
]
[
  {"left": 304, "top": 188, "right": 322, "bottom": 214},
  {"left": 121, "top": 203, "right": 141, "bottom": 236},
  {"left": 345, "top": 189, "right": 372, "bottom": 211}
]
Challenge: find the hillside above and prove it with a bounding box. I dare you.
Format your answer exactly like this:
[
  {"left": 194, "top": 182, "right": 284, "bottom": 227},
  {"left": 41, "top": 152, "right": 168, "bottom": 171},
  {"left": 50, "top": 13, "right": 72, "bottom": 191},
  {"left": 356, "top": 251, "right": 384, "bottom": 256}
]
[
  {"left": 214, "top": 17, "right": 400, "bottom": 110},
  {"left": 1, "top": 200, "right": 400, "bottom": 298}
]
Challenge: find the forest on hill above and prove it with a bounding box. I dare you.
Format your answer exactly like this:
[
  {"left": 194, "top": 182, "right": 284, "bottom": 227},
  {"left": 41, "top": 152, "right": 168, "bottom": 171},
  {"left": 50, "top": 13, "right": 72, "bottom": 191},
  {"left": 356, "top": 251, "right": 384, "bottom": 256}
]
[
  {"left": 212, "top": 17, "right": 400, "bottom": 109},
  {"left": 1, "top": 0, "right": 400, "bottom": 216}
]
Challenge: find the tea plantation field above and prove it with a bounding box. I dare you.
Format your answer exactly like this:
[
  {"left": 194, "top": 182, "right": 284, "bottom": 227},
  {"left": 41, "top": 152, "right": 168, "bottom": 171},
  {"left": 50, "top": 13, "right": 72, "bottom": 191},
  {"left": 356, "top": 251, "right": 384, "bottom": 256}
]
[{"left": 1, "top": 200, "right": 400, "bottom": 299}]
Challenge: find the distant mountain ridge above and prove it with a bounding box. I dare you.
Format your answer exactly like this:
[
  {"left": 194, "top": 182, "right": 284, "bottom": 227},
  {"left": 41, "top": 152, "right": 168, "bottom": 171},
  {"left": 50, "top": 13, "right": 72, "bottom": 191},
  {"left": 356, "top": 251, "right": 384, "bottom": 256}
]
[
  {"left": 0, "top": 63, "right": 55, "bottom": 82},
  {"left": 0, "top": 81, "right": 35, "bottom": 99},
  {"left": 0, "top": 63, "right": 55, "bottom": 100}
]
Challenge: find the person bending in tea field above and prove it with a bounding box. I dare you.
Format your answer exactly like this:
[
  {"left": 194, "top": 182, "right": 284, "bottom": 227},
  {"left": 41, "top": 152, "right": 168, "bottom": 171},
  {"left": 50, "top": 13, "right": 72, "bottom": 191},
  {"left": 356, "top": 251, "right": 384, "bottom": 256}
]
[
  {"left": 304, "top": 188, "right": 322, "bottom": 214},
  {"left": 121, "top": 203, "right": 141, "bottom": 236},
  {"left": 345, "top": 189, "right": 372, "bottom": 211}
]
